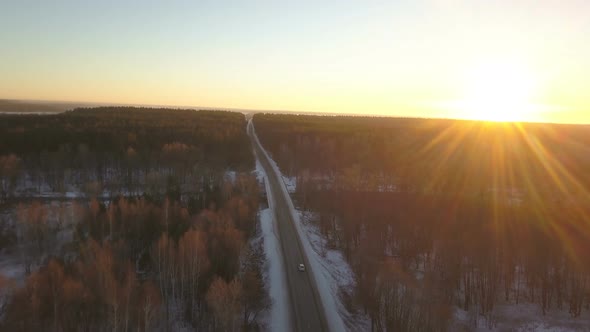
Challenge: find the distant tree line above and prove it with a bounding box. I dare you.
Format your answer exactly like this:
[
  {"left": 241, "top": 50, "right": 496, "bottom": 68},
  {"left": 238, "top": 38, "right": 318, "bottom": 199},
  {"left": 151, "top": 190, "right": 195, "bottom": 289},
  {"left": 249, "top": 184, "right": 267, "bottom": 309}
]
[{"left": 0, "top": 107, "right": 253, "bottom": 201}]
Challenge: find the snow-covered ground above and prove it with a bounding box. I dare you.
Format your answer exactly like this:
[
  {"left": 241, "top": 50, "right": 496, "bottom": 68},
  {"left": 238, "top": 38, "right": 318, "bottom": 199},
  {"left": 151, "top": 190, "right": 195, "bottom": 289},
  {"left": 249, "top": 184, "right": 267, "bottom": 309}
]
[
  {"left": 0, "top": 254, "right": 24, "bottom": 284},
  {"left": 453, "top": 303, "right": 590, "bottom": 331},
  {"left": 224, "top": 170, "right": 237, "bottom": 183},
  {"left": 3, "top": 167, "right": 232, "bottom": 202},
  {"left": 0, "top": 201, "right": 77, "bottom": 287},
  {"left": 282, "top": 176, "right": 297, "bottom": 194}
]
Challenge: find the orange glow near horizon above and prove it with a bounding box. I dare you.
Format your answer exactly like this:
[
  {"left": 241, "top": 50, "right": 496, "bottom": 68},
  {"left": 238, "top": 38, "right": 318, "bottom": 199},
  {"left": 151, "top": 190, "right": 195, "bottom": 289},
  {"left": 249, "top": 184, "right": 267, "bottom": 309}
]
[{"left": 1, "top": 1, "right": 589, "bottom": 124}]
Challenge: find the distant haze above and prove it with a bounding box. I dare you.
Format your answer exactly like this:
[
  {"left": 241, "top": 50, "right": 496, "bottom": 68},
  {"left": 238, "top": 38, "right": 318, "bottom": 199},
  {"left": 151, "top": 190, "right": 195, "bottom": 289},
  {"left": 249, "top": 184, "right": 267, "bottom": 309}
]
[{"left": 0, "top": 99, "right": 383, "bottom": 118}]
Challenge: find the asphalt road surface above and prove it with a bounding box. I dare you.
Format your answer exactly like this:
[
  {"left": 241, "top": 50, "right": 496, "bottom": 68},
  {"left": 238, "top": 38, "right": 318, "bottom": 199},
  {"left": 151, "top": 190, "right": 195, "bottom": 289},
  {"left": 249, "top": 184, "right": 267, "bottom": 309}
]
[{"left": 248, "top": 120, "right": 329, "bottom": 332}]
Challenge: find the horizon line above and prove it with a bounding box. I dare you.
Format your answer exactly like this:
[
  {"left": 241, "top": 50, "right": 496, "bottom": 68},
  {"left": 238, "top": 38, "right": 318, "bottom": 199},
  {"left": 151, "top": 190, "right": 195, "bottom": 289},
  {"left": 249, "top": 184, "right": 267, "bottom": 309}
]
[{"left": 1, "top": 97, "right": 588, "bottom": 126}]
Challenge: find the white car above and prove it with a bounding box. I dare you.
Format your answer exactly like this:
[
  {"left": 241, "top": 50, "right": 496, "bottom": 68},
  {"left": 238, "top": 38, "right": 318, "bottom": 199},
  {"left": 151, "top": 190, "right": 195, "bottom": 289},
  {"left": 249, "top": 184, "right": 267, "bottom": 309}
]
[{"left": 298, "top": 263, "right": 306, "bottom": 272}]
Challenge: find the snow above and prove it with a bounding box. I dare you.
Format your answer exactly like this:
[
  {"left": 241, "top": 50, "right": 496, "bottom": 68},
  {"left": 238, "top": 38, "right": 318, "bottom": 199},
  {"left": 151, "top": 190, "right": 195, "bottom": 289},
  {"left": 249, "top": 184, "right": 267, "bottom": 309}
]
[
  {"left": 259, "top": 208, "right": 290, "bottom": 332},
  {"left": 452, "top": 302, "right": 590, "bottom": 331},
  {"left": 0, "top": 112, "right": 59, "bottom": 115},
  {"left": 253, "top": 161, "right": 266, "bottom": 184},
  {"left": 0, "top": 200, "right": 78, "bottom": 291},
  {"left": 281, "top": 176, "right": 297, "bottom": 194},
  {"left": 254, "top": 154, "right": 290, "bottom": 331},
  {"left": 0, "top": 254, "right": 24, "bottom": 283},
  {"left": 5, "top": 168, "right": 207, "bottom": 201},
  {"left": 167, "top": 300, "right": 194, "bottom": 332},
  {"left": 224, "top": 170, "right": 237, "bottom": 183},
  {"left": 295, "top": 210, "right": 370, "bottom": 331},
  {"left": 249, "top": 119, "right": 366, "bottom": 332}
]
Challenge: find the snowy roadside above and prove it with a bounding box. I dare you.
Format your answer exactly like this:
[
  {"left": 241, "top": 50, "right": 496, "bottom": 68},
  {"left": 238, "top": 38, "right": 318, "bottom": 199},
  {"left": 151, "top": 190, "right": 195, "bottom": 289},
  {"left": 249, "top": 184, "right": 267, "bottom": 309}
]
[
  {"left": 254, "top": 159, "right": 290, "bottom": 332},
  {"left": 280, "top": 173, "right": 370, "bottom": 331},
  {"left": 281, "top": 176, "right": 297, "bottom": 194},
  {"left": 284, "top": 179, "right": 367, "bottom": 331},
  {"left": 294, "top": 208, "right": 371, "bottom": 331},
  {"left": 253, "top": 140, "right": 367, "bottom": 331},
  {"left": 259, "top": 208, "right": 290, "bottom": 332}
]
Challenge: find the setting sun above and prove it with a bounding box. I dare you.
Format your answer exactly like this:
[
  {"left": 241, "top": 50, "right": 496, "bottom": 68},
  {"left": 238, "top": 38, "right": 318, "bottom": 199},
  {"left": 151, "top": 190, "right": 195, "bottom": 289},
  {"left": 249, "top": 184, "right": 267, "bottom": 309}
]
[{"left": 455, "top": 60, "right": 540, "bottom": 122}]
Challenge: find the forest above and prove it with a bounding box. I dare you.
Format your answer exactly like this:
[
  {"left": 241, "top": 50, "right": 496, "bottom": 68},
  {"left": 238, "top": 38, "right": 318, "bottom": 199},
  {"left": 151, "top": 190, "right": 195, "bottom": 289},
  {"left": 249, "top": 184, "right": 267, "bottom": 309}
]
[
  {"left": 254, "top": 113, "right": 590, "bottom": 330},
  {"left": 0, "top": 108, "right": 267, "bottom": 331},
  {"left": 0, "top": 107, "right": 253, "bottom": 202},
  {"left": 3, "top": 108, "right": 590, "bottom": 331}
]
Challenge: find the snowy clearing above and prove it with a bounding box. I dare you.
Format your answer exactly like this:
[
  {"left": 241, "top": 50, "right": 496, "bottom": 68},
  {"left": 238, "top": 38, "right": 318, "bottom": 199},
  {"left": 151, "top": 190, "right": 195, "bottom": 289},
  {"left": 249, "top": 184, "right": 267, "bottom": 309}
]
[{"left": 453, "top": 303, "right": 590, "bottom": 331}]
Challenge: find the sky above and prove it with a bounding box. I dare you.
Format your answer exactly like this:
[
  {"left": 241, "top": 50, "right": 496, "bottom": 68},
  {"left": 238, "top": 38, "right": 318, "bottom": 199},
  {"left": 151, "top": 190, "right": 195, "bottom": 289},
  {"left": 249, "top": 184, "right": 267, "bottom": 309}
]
[{"left": 1, "top": 0, "right": 589, "bottom": 123}]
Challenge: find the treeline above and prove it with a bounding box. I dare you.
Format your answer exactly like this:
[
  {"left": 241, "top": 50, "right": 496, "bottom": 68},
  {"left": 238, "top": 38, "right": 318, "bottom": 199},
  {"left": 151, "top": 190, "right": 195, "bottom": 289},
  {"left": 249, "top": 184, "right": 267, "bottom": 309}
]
[
  {"left": 0, "top": 107, "right": 253, "bottom": 200},
  {"left": 254, "top": 114, "right": 590, "bottom": 330},
  {"left": 0, "top": 99, "right": 76, "bottom": 114},
  {"left": 0, "top": 107, "right": 251, "bottom": 164},
  {"left": 253, "top": 114, "right": 590, "bottom": 196},
  {"left": 1, "top": 174, "right": 268, "bottom": 331}
]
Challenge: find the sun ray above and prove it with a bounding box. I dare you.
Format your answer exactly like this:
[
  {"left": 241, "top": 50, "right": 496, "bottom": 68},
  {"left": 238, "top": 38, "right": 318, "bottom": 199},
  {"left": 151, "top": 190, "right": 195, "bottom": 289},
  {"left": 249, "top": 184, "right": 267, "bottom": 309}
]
[{"left": 511, "top": 124, "right": 590, "bottom": 266}]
